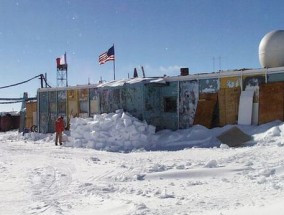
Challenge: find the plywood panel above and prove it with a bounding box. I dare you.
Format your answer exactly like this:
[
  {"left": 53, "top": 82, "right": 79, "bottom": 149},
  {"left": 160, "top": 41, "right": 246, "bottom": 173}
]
[
  {"left": 26, "top": 102, "right": 37, "bottom": 118},
  {"left": 193, "top": 93, "right": 218, "bottom": 128},
  {"left": 218, "top": 88, "right": 241, "bottom": 126},
  {"left": 259, "top": 82, "right": 284, "bottom": 124}
]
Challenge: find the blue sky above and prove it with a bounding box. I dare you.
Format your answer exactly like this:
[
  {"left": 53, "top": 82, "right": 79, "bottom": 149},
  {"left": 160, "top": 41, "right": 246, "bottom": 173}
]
[{"left": 0, "top": 0, "right": 283, "bottom": 111}]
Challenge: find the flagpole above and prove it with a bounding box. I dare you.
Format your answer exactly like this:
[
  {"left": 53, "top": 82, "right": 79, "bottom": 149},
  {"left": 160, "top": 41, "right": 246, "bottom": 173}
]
[{"left": 113, "top": 44, "right": 116, "bottom": 80}]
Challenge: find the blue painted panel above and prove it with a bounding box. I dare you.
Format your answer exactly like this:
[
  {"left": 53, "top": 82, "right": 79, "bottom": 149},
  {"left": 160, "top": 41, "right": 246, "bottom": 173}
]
[
  {"left": 267, "top": 73, "right": 284, "bottom": 83},
  {"left": 179, "top": 80, "right": 199, "bottom": 129}
]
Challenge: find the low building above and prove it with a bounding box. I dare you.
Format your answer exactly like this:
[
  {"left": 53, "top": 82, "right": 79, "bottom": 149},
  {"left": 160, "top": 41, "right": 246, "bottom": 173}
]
[{"left": 36, "top": 66, "right": 284, "bottom": 133}]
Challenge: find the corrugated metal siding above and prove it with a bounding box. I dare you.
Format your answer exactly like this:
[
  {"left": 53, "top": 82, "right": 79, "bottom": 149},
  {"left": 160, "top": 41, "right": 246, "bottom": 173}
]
[{"left": 179, "top": 80, "right": 199, "bottom": 129}]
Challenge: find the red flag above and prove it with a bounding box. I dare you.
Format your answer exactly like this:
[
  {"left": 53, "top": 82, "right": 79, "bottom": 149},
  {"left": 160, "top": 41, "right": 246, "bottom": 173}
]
[{"left": 56, "top": 53, "right": 67, "bottom": 70}]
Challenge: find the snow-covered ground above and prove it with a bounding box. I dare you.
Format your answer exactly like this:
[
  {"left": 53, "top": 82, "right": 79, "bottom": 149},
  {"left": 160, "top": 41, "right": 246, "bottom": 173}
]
[{"left": 1, "top": 110, "right": 284, "bottom": 215}]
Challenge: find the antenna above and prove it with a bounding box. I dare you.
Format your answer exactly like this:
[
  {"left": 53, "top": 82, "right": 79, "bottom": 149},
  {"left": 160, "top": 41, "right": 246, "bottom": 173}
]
[
  {"left": 141, "top": 66, "right": 145, "bottom": 78},
  {"left": 212, "top": 57, "right": 215, "bottom": 72}
]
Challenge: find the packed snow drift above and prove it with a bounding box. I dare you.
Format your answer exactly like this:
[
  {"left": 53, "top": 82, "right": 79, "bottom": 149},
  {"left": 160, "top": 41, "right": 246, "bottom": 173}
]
[{"left": 63, "top": 109, "right": 223, "bottom": 152}]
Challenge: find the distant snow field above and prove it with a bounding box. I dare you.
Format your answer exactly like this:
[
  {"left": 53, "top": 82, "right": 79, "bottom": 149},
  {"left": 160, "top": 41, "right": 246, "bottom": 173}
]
[{"left": 1, "top": 110, "right": 284, "bottom": 214}]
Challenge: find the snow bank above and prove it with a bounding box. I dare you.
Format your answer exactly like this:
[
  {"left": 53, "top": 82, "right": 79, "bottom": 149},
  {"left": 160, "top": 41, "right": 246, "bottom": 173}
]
[
  {"left": 19, "top": 110, "right": 284, "bottom": 153},
  {"left": 65, "top": 110, "right": 156, "bottom": 152},
  {"left": 63, "top": 110, "right": 223, "bottom": 152}
]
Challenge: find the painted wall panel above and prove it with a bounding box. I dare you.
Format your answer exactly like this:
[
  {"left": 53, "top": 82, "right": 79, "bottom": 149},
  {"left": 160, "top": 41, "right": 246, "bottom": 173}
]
[
  {"left": 220, "top": 77, "right": 241, "bottom": 88},
  {"left": 267, "top": 73, "right": 284, "bottom": 82},
  {"left": 199, "top": 78, "right": 219, "bottom": 93},
  {"left": 243, "top": 75, "right": 265, "bottom": 89},
  {"left": 179, "top": 80, "right": 199, "bottom": 129},
  {"left": 67, "top": 89, "right": 79, "bottom": 118}
]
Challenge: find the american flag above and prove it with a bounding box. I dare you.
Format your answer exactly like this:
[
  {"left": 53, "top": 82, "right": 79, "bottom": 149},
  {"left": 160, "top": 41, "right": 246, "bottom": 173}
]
[{"left": 99, "top": 45, "right": 115, "bottom": 64}]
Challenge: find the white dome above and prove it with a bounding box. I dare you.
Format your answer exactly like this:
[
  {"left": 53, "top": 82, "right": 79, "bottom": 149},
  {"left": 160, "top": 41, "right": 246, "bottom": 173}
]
[{"left": 259, "top": 30, "right": 284, "bottom": 68}]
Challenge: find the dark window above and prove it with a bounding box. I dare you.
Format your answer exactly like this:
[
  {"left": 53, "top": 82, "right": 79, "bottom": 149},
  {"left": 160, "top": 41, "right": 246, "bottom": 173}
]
[{"left": 164, "top": 96, "right": 177, "bottom": 112}]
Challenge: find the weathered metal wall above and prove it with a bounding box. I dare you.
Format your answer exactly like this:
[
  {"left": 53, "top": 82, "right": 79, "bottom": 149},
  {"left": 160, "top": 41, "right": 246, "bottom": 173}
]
[
  {"left": 143, "top": 85, "right": 161, "bottom": 128},
  {"left": 57, "top": 90, "right": 67, "bottom": 117},
  {"left": 121, "top": 86, "right": 144, "bottom": 120},
  {"left": 159, "top": 82, "right": 178, "bottom": 130},
  {"left": 100, "top": 88, "right": 122, "bottom": 114},
  {"left": 179, "top": 80, "right": 199, "bottom": 129}
]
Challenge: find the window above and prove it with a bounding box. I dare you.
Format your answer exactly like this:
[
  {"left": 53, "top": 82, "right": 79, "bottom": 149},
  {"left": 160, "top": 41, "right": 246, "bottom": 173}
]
[{"left": 164, "top": 96, "right": 177, "bottom": 112}]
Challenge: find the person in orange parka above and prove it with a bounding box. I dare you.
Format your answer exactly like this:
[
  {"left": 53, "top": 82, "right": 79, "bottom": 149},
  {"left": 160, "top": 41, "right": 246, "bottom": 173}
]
[{"left": 55, "top": 116, "right": 65, "bottom": 145}]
